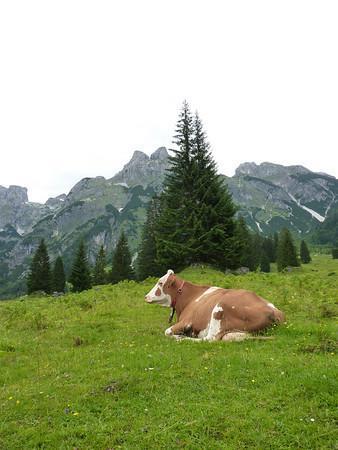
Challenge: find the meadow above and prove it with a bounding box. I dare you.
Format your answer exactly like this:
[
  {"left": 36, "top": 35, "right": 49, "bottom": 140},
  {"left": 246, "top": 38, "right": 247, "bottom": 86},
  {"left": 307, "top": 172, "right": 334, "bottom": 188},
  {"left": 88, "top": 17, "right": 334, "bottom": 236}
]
[{"left": 0, "top": 255, "right": 337, "bottom": 449}]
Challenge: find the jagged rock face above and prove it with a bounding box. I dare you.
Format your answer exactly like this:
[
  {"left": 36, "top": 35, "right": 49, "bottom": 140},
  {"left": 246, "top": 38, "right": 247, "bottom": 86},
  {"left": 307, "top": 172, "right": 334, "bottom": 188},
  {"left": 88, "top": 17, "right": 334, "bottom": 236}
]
[
  {"left": 0, "top": 185, "right": 50, "bottom": 235},
  {"left": 0, "top": 185, "right": 28, "bottom": 204},
  {"left": 235, "top": 162, "right": 310, "bottom": 178},
  {"left": 45, "top": 194, "right": 66, "bottom": 210},
  {"left": 232, "top": 162, "right": 337, "bottom": 231},
  {"left": 0, "top": 150, "right": 337, "bottom": 299},
  {"left": 111, "top": 147, "right": 170, "bottom": 190},
  {"left": 0, "top": 186, "right": 28, "bottom": 230}
]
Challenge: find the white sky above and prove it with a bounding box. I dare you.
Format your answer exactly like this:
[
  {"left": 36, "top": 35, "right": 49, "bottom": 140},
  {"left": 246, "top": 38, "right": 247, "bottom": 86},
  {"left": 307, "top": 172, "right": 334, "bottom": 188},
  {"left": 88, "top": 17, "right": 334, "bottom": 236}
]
[{"left": 0, "top": 1, "right": 337, "bottom": 203}]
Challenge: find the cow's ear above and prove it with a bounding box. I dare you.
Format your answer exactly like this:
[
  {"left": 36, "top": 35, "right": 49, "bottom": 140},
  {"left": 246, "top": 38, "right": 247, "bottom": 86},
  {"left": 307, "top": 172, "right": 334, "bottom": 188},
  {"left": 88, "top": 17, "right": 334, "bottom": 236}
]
[{"left": 167, "top": 269, "right": 174, "bottom": 275}]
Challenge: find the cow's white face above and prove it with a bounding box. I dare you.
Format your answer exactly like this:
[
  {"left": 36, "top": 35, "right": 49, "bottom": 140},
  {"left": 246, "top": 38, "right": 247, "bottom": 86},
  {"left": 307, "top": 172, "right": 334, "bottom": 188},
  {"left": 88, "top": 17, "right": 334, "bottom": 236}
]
[{"left": 144, "top": 270, "right": 174, "bottom": 307}]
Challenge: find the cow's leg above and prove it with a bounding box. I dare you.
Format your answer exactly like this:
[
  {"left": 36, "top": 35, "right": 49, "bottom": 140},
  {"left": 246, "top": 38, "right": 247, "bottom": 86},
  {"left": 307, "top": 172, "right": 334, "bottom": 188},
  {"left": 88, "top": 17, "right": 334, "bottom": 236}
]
[
  {"left": 164, "top": 321, "right": 186, "bottom": 338},
  {"left": 203, "top": 304, "right": 224, "bottom": 341}
]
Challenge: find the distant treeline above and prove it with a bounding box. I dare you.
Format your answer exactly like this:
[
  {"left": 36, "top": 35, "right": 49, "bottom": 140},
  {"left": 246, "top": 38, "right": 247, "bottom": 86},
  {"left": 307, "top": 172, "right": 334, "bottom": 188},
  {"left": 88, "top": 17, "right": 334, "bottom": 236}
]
[
  {"left": 27, "top": 231, "right": 134, "bottom": 294},
  {"left": 27, "top": 223, "right": 316, "bottom": 294}
]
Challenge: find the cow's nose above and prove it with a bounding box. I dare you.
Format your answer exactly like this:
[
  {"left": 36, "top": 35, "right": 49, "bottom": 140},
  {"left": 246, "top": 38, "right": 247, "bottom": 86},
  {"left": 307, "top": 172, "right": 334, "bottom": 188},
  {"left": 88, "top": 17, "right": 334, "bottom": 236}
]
[{"left": 145, "top": 295, "right": 152, "bottom": 303}]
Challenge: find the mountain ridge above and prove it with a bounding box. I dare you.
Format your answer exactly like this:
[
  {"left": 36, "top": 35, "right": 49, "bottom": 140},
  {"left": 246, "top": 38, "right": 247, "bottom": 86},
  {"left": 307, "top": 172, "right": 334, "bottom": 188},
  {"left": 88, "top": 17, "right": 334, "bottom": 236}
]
[{"left": 0, "top": 148, "right": 337, "bottom": 299}]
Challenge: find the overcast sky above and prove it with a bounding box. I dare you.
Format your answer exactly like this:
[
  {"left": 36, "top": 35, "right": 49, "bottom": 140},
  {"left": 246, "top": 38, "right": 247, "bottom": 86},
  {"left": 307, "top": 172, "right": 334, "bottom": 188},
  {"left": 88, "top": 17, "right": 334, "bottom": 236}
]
[{"left": 1, "top": 1, "right": 337, "bottom": 203}]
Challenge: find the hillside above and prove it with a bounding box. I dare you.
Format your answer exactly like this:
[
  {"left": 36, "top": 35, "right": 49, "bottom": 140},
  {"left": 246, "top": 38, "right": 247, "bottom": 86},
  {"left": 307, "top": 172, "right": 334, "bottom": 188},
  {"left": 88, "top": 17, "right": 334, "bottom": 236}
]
[
  {"left": 312, "top": 204, "right": 338, "bottom": 246},
  {"left": 228, "top": 162, "right": 337, "bottom": 235},
  {"left": 0, "top": 150, "right": 337, "bottom": 299},
  {"left": 0, "top": 256, "right": 337, "bottom": 449}
]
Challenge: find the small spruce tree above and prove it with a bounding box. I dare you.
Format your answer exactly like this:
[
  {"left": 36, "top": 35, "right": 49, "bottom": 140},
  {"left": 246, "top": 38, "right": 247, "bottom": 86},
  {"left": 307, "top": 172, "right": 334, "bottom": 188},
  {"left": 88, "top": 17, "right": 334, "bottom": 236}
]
[
  {"left": 272, "top": 232, "right": 279, "bottom": 263},
  {"left": 300, "top": 240, "right": 311, "bottom": 264},
  {"left": 277, "top": 228, "right": 300, "bottom": 271},
  {"left": 111, "top": 231, "right": 134, "bottom": 284},
  {"left": 250, "top": 233, "right": 263, "bottom": 271},
  {"left": 52, "top": 256, "right": 66, "bottom": 293},
  {"left": 69, "top": 241, "right": 92, "bottom": 292},
  {"left": 27, "top": 239, "right": 52, "bottom": 294},
  {"left": 262, "top": 236, "right": 275, "bottom": 262},
  {"left": 137, "top": 197, "right": 162, "bottom": 280},
  {"left": 260, "top": 251, "right": 271, "bottom": 273},
  {"left": 235, "top": 217, "right": 253, "bottom": 269},
  {"left": 93, "top": 245, "right": 107, "bottom": 285}
]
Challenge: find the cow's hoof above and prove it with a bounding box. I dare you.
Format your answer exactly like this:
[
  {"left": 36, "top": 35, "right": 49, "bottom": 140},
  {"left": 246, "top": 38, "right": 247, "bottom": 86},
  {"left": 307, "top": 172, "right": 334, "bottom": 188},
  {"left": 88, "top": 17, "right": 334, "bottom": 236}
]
[{"left": 165, "top": 327, "right": 173, "bottom": 336}]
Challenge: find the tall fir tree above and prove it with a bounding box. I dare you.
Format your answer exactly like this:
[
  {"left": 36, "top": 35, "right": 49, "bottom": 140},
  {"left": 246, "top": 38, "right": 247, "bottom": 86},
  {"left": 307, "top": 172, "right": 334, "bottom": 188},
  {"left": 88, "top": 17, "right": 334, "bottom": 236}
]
[
  {"left": 52, "top": 256, "right": 66, "bottom": 293},
  {"left": 156, "top": 101, "right": 195, "bottom": 270},
  {"left": 300, "top": 240, "right": 311, "bottom": 264},
  {"left": 111, "top": 231, "right": 135, "bottom": 284},
  {"left": 93, "top": 245, "right": 107, "bottom": 285},
  {"left": 277, "top": 228, "right": 300, "bottom": 271},
  {"left": 27, "top": 239, "right": 52, "bottom": 294},
  {"left": 137, "top": 197, "right": 162, "bottom": 280},
  {"left": 69, "top": 240, "right": 92, "bottom": 292},
  {"left": 190, "top": 112, "right": 239, "bottom": 268},
  {"left": 156, "top": 102, "right": 239, "bottom": 271}
]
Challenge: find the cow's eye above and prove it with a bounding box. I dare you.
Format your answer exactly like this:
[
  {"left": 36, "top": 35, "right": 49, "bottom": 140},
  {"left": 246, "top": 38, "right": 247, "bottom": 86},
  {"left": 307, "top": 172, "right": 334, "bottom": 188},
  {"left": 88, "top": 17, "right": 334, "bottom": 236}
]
[{"left": 158, "top": 282, "right": 163, "bottom": 286}]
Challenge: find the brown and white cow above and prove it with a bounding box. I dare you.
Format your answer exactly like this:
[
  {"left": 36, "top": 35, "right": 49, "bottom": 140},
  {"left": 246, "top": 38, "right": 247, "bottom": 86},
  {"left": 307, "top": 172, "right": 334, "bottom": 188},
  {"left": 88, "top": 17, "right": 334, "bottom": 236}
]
[{"left": 145, "top": 270, "right": 285, "bottom": 341}]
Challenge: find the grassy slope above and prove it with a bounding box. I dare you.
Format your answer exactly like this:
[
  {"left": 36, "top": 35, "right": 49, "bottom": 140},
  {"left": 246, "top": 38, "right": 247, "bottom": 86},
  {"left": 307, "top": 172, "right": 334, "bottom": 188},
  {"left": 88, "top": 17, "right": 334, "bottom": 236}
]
[{"left": 0, "top": 256, "right": 337, "bottom": 449}]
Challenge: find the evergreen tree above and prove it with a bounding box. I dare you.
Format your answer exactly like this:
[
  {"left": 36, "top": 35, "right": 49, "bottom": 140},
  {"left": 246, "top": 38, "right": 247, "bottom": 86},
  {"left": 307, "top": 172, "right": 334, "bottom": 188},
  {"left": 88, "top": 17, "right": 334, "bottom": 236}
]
[
  {"left": 155, "top": 101, "right": 195, "bottom": 270},
  {"left": 277, "top": 228, "right": 300, "bottom": 271},
  {"left": 69, "top": 241, "right": 92, "bottom": 292},
  {"left": 190, "top": 112, "right": 240, "bottom": 268},
  {"left": 137, "top": 197, "right": 162, "bottom": 280},
  {"left": 27, "top": 239, "right": 52, "bottom": 294},
  {"left": 273, "top": 232, "right": 279, "bottom": 263},
  {"left": 262, "top": 236, "right": 275, "bottom": 262},
  {"left": 260, "top": 251, "right": 271, "bottom": 273},
  {"left": 111, "top": 231, "right": 134, "bottom": 284},
  {"left": 52, "top": 256, "right": 66, "bottom": 293},
  {"left": 250, "top": 233, "right": 263, "bottom": 271},
  {"left": 235, "top": 217, "right": 255, "bottom": 269},
  {"left": 300, "top": 240, "right": 311, "bottom": 264},
  {"left": 93, "top": 245, "right": 107, "bottom": 285},
  {"left": 156, "top": 102, "right": 239, "bottom": 271}
]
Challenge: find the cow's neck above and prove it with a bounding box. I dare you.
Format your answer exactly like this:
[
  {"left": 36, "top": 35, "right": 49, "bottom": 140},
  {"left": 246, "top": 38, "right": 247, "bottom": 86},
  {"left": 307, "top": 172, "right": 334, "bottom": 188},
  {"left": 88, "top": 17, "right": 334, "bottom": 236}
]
[{"left": 174, "top": 279, "right": 209, "bottom": 319}]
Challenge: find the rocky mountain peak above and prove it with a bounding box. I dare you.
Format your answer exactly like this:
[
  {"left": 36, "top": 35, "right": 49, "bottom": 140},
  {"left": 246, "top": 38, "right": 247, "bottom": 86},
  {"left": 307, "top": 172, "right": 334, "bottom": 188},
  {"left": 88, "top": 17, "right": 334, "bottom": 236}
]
[
  {"left": 130, "top": 150, "right": 149, "bottom": 164},
  {"left": 0, "top": 185, "right": 51, "bottom": 236},
  {"left": 0, "top": 185, "right": 28, "bottom": 205},
  {"left": 235, "top": 162, "right": 311, "bottom": 179},
  {"left": 150, "top": 147, "right": 169, "bottom": 161},
  {"left": 1, "top": 152, "right": 337, "bottom": 300},
  {"left": 110, "top": 147, "right": 170, "bottom": 189},
  {"left": 235, "top": 162, "right": 259, "bottom": 177},
  {"left": 45, "top": 194, "right": 67, "bottom": 210}
]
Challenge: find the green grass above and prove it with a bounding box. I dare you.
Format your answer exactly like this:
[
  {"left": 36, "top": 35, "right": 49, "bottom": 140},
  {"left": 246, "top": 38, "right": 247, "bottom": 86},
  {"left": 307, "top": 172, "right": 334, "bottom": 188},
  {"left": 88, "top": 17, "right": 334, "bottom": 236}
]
[{"left": 0, "top": 255, "right": 337, "bottom": 449}]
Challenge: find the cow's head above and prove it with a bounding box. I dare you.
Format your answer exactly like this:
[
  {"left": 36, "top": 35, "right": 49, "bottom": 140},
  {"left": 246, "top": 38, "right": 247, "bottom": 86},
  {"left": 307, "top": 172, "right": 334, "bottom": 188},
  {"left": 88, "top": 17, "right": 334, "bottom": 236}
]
[{"left": 144, "top": 269, "right": 176, "bottom": 307}]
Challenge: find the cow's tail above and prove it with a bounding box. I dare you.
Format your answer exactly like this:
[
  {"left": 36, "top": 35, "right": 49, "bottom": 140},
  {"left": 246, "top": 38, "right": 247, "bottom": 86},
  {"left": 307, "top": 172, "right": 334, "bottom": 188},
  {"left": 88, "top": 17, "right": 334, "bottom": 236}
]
[{"left": 247, "top": 335, "right": 275, "bottom": 340}]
